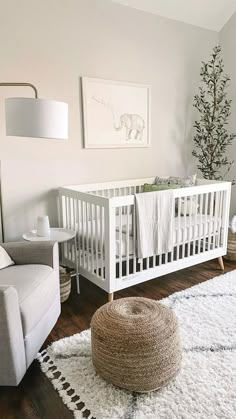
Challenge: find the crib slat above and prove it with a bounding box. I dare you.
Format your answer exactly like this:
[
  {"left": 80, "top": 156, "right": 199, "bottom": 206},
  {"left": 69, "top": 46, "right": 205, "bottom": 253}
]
[
  {"left": 119, "top": 206, "right": 123, "bottom": 279},
  {"left": 193, "top": 195, "right": 198, "bottom": 256},
  {"left": 212, "top": 192, "right": 218, "bottom": 249},
  {"left": 70, "top": 198, "right": 74, "bottom": 261},
  {"left": 198, "top": 194, "right": 203, "bottom": 254},
  {"left": 69, "top": 198, "right": 73, "bottom": 260},
  {"left": 66, "top": 198, "right": 71, "bottom": 260},
  {"left": 100, "top": 206, "right": 104, "bottom": 280},
  {"left": 65, "top": 196, "right": 69, "bottom": 228},
  {"left": 133, "top": 203, "right": 137, "bottom": 274},
  {"left": 64, "top": 197, "right": 69, "bottom": 259},
  {"left": 68, "top": 198, "right": 72, "bottom": 229},
  {"left": 138, "top": 188, "right": 144, "bottom": 271},
  {"left": 176, "top": 197, "right": 181, "bottom": 261},
  {"left": 90, "top": 203, "right": 94, "bottom": 272},
  {"left": 170, "top": 201, "right": 174, "bottom": 263},
  {"left": 187, "top": 196, "right": 193, "bottom": 257},
  {"left": 60, "top": 195, "right": 65, "bottom": 228},
  {"left": 81, "top": 201, "right": 85, "bottom": 269},
  {"left": 126, "top": 205, "right": 130, "bottom": 276},
  {"left": 86, "top": 202, "right": 90, "bottom": 270},
  {"left": 72, "top": 198, "right": 76, "bottom": 263},
  {"left": 203, "top": 193, "right": 209, "bottom": 252},
  {"left": 77, "top": 200, "right": 81, "bottom": 266},
  {"left": 208, "top": 192, "right": 214, "bottom": 251},
  {"left": 139, "top": 255, "right": 144, "bottom": 271},
  {"left": 183, "top": 196, "right": 187, "bottom": 257},
  {"left": 65, "top": 197, "right": 70, "bottom": 259},
  {"left": 72, "top": 199, "right": 76, "bottom": 230},
  {"left": 218, "top": 191, "right": 224, "bottom": 247},
  {"left": 95, "top": 205, "right": 99, "bottom": 276}
]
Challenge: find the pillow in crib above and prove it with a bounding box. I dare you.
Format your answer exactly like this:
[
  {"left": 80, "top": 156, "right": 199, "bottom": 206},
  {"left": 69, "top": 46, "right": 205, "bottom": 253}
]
[
  {"left": 153, "top": 176, "right": 170, "bottom": 186},
  {"left": 155, "top": 174, "right": 197, "bottom": 187},
  {"left": 0, "top": 246, "right": 14, "bottom": 270},
  {"left": 143, "top": 183, "right": 179, "bottom": 192},
  {"left": 169, "top": 174, "right": 197, "bottom": 187}
]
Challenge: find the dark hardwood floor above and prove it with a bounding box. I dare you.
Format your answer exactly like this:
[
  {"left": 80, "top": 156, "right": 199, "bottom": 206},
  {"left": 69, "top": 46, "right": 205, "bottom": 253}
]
[{"left": 0, "top": 258, "right": 235, "bottom": 419}]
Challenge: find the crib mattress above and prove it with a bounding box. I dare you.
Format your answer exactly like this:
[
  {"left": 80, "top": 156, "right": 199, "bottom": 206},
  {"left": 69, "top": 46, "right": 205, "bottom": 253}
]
[{"left": 78, "top": 214, "right": 220, "bottom": 258}]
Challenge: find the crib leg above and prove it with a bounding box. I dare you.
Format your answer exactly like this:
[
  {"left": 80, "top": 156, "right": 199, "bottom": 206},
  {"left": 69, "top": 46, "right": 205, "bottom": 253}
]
[
  {"left": 108, "top": 293, "right": 114, "bottom": 303},
  {"left": 218, "top": 256, "right": 224, "bottom": 271}
]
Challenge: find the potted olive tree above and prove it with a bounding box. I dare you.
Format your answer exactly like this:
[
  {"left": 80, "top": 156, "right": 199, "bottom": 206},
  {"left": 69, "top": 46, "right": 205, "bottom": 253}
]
[
  {"left": 192, "top": 45, "right": 236, "bottom": 181},
  {"left": 192, "top": 46, "right": 236, "bottom": 260}
]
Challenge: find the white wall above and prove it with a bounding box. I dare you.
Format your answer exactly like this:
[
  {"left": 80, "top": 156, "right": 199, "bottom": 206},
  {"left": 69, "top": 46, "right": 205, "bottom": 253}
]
[
  {"left": 220, "top": 12, "right": 236, "bottom": 215},
  {"left": 0, "top": 0, "right": 217, "bottom": 240}
]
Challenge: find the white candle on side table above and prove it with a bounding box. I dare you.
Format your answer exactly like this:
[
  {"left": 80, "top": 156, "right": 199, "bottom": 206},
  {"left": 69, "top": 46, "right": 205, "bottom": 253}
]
[{"left": 37, "top": 215, "right": 50, "bottom": 237}]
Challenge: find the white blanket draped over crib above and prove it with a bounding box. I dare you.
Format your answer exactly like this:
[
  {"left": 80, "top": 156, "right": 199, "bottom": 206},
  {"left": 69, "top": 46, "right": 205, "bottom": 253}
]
[{"left": 135, "top": 190, "right": 174, "bottom": 259}]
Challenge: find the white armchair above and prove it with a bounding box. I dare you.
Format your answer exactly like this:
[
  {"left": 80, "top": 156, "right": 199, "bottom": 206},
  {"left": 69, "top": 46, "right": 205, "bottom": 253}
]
[{"left": 0, "top": 241, "right": 60, "bottom": 386}]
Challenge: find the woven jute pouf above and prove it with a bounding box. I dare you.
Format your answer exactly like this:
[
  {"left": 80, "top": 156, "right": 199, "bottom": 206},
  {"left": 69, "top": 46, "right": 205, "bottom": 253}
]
[
  {"left": 91, "top": 297, "right": 182, "bottom": 392},
  {"left": 59, "top": 267, "right": 71, "bottom": 303},
  {"left": 225, "top": 229, "right": 236, "bottom": 261}
]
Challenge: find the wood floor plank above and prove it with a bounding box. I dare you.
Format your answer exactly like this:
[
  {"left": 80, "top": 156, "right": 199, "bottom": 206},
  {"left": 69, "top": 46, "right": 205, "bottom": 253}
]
[{"left": 0, "top": 258, "right": 235, "bottom": 418}]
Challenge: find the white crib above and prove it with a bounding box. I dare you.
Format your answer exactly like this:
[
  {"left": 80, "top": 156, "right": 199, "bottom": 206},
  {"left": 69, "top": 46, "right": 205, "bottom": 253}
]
[{"left": 59, "top": 177, "right": 231, "bottom": 300}]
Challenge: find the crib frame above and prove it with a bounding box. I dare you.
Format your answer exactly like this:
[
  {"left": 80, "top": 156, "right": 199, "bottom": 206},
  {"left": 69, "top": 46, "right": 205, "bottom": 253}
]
[{"left": 59, "top": 177, "right": 231, "bottom": 299}]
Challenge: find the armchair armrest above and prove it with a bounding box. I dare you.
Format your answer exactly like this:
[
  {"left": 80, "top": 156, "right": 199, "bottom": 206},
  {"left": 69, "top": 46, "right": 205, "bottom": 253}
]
[
  {"left": 1, "top": 241, "right": 59, "bottom": 274},
  {"left": 0, "top": 286, "right": 26, "bottom": 385}
]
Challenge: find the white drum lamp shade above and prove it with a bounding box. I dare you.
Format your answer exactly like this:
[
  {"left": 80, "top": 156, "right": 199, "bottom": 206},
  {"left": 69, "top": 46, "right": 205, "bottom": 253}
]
[{"left": 5, "top": 97, "right": 68, "bottom": 139}]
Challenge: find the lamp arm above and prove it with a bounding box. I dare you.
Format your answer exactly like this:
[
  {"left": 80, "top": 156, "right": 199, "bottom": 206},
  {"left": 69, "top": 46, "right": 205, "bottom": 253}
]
[
  {"left": 0, "top": 82, "right": 38, "bottom": 241},
  {"left": 0, "top": 162, "right": 4, "bottom": 242},
  {"left": 0, "top": 82, "right": 38, "bottom": 98}
]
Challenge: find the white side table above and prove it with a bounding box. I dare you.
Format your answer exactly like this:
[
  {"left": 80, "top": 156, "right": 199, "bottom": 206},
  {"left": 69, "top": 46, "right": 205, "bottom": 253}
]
[{"left": 23, "top": 228, "right": 80, "bottom": 293}]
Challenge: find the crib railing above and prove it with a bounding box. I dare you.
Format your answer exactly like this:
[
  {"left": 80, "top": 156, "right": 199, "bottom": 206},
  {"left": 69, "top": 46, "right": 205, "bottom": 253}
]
[
  {"left": 111, "top": 185, "right": 229, "bottom": 283},
  {"left": 59, "top": 179, "right": 231, "bottom": 293},
  {"left": 59, "top": 189, "right": 108, "bottom": 290}
]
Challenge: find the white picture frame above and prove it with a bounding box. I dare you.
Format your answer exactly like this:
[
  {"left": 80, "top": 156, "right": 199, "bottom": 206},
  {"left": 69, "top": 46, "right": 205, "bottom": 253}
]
[{"left": 82, "top": 77, "right": 151, "bottom": 149}]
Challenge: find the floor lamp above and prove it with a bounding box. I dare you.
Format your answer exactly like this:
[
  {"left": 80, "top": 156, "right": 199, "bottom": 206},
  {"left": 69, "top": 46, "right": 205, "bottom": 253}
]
[{"left": 0, "top": 82, "right": 69, "bottom": 242}]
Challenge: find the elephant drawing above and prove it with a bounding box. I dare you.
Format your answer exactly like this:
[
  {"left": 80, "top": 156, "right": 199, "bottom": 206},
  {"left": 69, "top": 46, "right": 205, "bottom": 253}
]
[{"left": 114, "top": 113, "right": 145, "bottom": 141}]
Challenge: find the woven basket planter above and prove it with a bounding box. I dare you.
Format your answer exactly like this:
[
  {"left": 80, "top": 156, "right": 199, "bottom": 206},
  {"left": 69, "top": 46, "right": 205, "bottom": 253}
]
[
  {"left": 59, "top": 267, "right": 71, "bottom": 303},
  {"left": 225, "top": 229, "right": 236, "bottom": 261},
  {"left": 91, "top": 297, "right": 182, "bottom": 392}
]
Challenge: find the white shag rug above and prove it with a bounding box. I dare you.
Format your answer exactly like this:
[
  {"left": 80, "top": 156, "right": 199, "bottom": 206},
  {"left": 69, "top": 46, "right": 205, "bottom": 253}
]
[{"left": 38, "top": 270, "right": 236, "bottom": 419}]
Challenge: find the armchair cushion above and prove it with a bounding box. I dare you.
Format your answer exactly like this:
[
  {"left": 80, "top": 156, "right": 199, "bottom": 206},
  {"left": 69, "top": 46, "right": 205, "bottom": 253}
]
[
  {"left": 0, "top": 286, "right": 26, "bottom": 385},
  {"left": 0, "top": 245, "right": 14, "bottom": 269},
  {"left": 0, "top": 264, "right": 59, "bottom": 336},
  {"left": 1, "top": 241, "right": 59, "bottom": 275}
]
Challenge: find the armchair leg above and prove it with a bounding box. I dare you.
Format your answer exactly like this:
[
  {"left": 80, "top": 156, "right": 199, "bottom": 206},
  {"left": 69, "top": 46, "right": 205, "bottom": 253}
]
[{"left": 218, "top": 256, "right": 224, "bottom": 271}]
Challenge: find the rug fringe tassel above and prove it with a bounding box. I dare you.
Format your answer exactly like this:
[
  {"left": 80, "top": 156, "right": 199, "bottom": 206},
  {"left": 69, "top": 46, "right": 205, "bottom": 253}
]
[{"left": 37, "top": 349, "right": 93, "bottom": 419}]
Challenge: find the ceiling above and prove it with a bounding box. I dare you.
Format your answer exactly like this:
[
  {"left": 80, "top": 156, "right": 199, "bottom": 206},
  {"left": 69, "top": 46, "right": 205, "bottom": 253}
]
[{"left": 112, "top": 0, "right": 236, "bottom": 31}]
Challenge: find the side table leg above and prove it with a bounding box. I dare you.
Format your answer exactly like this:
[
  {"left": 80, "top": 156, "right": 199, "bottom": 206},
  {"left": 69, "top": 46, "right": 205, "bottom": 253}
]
[
  {"left": 76, "top": 275, "right": 80, "bottom": 294},
  {"left": 74, "top": 235, "right": 80, "bottom": 294}
]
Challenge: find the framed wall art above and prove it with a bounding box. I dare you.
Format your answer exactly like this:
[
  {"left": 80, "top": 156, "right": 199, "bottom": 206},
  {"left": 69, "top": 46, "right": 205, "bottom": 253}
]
[{"left": 82, "top": 77, "right": 151, "bottom": 148}]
